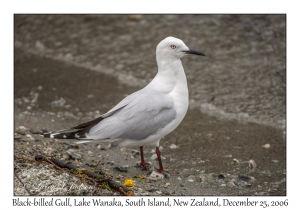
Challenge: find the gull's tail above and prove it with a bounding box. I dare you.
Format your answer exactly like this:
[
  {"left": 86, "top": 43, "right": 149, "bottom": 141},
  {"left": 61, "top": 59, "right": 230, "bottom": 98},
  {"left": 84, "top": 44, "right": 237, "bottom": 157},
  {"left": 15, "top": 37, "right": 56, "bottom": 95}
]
[{"left": 41, "top": 115, "right": 105, "bottom": 141}]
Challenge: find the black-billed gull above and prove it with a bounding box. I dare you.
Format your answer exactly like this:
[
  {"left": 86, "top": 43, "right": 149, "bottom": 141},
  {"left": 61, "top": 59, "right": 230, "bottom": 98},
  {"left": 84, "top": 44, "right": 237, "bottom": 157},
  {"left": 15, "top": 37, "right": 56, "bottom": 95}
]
[{"left": 42, "top": 36, "right": 205, "bottom": 173}]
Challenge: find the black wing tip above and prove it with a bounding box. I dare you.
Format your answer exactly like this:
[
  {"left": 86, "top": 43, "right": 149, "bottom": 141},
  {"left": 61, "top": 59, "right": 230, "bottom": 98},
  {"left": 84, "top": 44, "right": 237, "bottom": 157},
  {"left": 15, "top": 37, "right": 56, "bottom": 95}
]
[
  {"left": 41, "top": 133, "right": 51, "bottom": 138},
  {"left": 71, "top": 116, "right": 104, "bottom": 130}
]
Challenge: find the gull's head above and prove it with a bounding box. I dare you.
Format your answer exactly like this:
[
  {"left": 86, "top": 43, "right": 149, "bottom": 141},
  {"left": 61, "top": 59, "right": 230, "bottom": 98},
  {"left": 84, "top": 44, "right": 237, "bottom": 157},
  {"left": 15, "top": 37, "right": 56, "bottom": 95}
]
[{"left": 156, "top": 36, "right": 205, "bottom": 61}]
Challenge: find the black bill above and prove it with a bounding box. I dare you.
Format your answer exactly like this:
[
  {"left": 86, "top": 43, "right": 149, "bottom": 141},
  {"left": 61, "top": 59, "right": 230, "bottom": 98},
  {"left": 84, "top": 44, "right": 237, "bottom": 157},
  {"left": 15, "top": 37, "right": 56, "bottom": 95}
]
[{"left": 182, "top": 49, "right": 205, "bottom": 56}]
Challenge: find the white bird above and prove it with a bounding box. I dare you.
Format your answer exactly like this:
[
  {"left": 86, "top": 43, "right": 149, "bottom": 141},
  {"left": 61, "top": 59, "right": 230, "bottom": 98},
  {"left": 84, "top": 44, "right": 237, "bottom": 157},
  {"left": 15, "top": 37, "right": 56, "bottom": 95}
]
[{"left": 42, "top": 36, "right": 205, "bottom": 173}]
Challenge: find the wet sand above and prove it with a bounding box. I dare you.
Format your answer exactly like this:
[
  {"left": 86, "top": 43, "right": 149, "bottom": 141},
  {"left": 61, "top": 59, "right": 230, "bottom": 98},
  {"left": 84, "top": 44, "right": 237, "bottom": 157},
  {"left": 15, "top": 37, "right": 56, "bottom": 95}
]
[{"left": 14, "top": 50, "right": 286, "bottom": 195}]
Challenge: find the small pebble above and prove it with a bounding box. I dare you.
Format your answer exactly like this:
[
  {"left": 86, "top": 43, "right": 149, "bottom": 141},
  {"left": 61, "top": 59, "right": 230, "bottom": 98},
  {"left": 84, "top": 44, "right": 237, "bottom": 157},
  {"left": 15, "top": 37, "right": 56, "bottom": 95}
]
[
  {"left": 148, "top": 171, "right": 164, "bottom": 180},
  {"left": 249, "top": 159, "right": 257, "bottom": 169},
  {"left": 218, "top": 174, "right": 226, "bottom": 179},
  {"left": 17, "top": 130, "right": 26, "bottom": 135},
  {"left": 113, "top": 166, "right": 128, "bottom": 172},
  {"left": 262, "top": 144, "right": 270, "bottom": 149},
  {"left": 66, "top": 149, "right": 81, "bottom": 160},
  {"left": 237, "top": 181, "right": 252, "bottom": 188},
  {"left": 29, "top": 129, "right": 41, "bottom": 134},
  {"left": 19, "top": 126, "right": 27, "bottom": 131},
  {"left": 169, "top": 144, "right": 179, "bottom": 149},
  {"left": 197, "top": 175, "right": 205, "bottom": 182},
  {"left": 233, "top": 158, "right": 240, "bottom": 164},
  {"left": 26, "top": 134, "right": 35, "bottom": 141},
  {"left": 156, "top": 191, "right": 162, "bottom": 195},
  {"left": 107, "top": 161, "right": 114, "bottom": 165},
  {"left": 228, "top": 181, "right": 236, "bottom": 187},
  {"left": 41, "top": 128, "right": 48, "bottom": 133},
  {"left": 163, "top": 172, "right": 171, "bottom": 179},
  {"left": 187, "top": 175, "right": 195, "bottom": 182},
  {"left": 164, "top": 182, "right": 170, "bottom": 188},
  {"left": 150, "top": 154, "right": 165, "bottom": 160},
  {"left": 150, "top": 154, "right": 157, "bottom": 160},
  {"left": 238, "top": 174, "right": 254, "bottom": 181}
]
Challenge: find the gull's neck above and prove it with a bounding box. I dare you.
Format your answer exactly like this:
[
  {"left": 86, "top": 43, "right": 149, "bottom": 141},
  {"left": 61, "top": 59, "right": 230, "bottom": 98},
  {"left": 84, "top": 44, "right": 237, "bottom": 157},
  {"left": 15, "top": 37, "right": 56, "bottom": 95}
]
[{"left": 146, "top": 58, "right": 188, "bottom": 94}]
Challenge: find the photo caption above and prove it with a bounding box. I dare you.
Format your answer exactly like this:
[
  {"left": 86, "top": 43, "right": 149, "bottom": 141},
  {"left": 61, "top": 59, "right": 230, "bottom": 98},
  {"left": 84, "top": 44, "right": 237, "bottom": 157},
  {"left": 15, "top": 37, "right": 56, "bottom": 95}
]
[{"left": 12, "top": 197, "right": 289, "bottom": 208}]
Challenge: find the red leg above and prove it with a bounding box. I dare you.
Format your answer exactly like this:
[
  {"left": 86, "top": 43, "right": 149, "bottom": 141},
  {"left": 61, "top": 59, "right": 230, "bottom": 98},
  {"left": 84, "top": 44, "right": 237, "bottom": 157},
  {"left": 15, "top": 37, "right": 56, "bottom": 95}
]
[
  {"left": 156, "top": 146, "right": 164, "bottom": 173},
  {"left": 140, "top": 146, "right": 150, "bottom": 169}
]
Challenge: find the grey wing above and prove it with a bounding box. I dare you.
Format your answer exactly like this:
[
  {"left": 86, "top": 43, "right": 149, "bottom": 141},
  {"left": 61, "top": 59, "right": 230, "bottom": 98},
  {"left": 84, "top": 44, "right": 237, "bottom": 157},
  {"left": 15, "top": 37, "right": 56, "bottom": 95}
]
[
  {"left": 87, "top": 92, "right": 176, "bottom": 140},
  {"left": 43, "top": 90, "right": 146, "bottom": 139}
]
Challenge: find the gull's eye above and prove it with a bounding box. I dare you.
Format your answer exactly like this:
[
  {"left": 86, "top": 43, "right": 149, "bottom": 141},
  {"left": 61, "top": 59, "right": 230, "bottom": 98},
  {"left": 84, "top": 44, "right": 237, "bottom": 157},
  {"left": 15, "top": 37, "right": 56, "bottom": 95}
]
[{"left": 170, "top": 45, "right": 176, "bottom": 49}]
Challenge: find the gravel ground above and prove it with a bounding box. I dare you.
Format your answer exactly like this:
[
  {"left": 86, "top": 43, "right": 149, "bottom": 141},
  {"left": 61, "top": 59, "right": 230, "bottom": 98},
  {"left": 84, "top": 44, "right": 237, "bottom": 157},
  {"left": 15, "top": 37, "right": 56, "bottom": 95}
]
[{"left": 14, "top": 14, "right": 286, "bottom": 196}]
